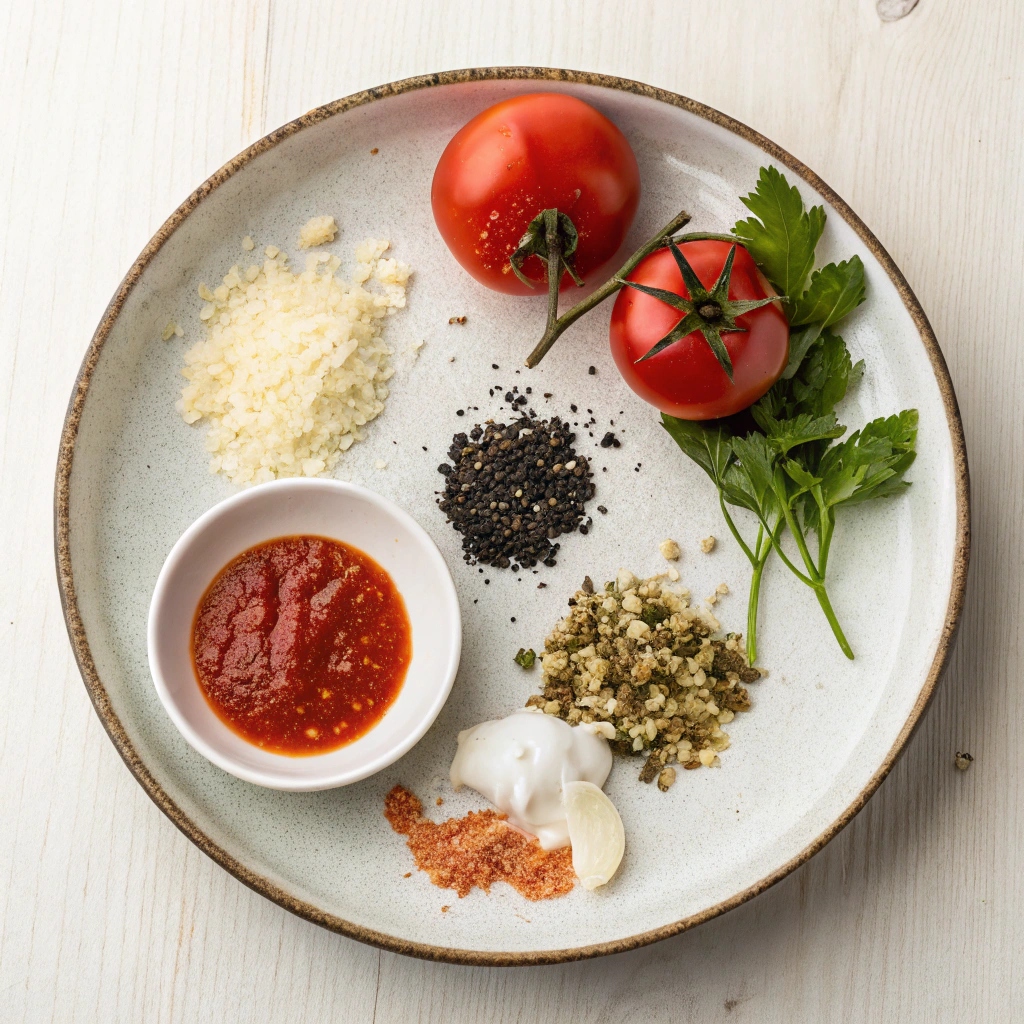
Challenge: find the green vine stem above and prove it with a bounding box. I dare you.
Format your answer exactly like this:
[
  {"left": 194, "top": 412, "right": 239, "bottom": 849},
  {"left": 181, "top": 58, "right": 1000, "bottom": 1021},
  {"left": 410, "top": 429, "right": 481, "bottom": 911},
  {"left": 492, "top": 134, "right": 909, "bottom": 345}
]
[
  {"left": 543, "top": 209, "right": 562, "bottom": 338},
  {"left": 669, "top": 232, "right": 740, "bottom": 245},
  {"left": 523, "top": 210, "right": 697, "bottom": 368}
]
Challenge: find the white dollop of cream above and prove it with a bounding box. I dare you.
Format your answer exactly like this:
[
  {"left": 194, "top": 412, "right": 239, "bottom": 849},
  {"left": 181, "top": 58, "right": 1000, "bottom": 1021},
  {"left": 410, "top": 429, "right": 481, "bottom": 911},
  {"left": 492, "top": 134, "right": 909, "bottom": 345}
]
[{"left": 450, "top": 709, "right": 612, "bottom": 850}]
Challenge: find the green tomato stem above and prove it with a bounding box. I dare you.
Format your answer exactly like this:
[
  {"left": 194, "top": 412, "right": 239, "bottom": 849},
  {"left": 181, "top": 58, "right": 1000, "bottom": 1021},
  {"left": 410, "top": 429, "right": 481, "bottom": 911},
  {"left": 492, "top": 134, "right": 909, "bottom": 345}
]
[
  {"left": 668, "top": 232, "right": 740, "bottom": 245},
  {"left": 543, "top": 208, "right": 562, "bottom": 337},
  {"left": 524, "top": 209, "right": 692, "bottom": 368}
]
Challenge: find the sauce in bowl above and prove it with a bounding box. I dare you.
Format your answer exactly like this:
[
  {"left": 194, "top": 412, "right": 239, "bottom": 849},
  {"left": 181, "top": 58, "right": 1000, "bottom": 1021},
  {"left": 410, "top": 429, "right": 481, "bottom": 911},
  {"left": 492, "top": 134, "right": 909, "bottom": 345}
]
[{"left": 191, "top": 535, "right": 411, "bottom": 755}]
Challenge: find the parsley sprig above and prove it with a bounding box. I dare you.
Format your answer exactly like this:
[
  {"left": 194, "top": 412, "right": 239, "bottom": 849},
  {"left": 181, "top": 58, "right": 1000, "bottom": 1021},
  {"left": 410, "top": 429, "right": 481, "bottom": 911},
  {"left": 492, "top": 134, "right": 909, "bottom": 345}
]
[{"left": 664, "top": 167, "right": 916, "bottom": 661}]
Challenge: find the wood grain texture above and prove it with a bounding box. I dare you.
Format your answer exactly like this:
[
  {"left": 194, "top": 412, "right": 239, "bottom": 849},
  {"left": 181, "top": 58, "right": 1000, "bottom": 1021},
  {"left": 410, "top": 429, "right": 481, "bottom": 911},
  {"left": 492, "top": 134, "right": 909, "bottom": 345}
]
[{"left": 1, "top": 0, "right": 1020, "bottom": 1019}]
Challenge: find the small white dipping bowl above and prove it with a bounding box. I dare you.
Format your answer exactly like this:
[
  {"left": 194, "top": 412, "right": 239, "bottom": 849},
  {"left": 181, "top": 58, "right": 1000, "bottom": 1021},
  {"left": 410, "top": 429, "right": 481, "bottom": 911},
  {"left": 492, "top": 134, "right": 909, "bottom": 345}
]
[{"left": 148, "top": 479, "right": 461, "bottom": 790}]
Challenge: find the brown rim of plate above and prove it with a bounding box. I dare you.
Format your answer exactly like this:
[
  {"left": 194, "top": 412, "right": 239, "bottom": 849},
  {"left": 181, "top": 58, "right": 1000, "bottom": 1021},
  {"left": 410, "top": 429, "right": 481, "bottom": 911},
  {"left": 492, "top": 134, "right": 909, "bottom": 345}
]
[{"left": 54, "top": 66, "right": 971, "bottom": 967}]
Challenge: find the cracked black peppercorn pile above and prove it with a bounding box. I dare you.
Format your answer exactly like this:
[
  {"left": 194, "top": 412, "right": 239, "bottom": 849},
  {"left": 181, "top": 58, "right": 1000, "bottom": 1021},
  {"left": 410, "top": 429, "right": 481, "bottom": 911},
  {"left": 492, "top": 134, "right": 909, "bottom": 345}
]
[{"left": 437, "top": 414, "right": 596, "bottom": 569}]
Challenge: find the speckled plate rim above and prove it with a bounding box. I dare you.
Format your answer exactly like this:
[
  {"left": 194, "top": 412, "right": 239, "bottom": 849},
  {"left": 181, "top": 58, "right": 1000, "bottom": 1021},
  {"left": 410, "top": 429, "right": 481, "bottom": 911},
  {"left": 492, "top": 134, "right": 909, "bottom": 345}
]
[{"left": 54, "top": 66, "right": 971, "bottom": 967}]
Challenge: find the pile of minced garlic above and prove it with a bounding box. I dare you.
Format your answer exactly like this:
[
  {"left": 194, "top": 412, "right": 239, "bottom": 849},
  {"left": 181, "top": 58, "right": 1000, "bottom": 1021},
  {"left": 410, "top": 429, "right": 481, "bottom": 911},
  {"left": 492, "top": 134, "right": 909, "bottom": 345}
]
[{"left": 176, "top": 235, "right": 410, "bottom": 485}]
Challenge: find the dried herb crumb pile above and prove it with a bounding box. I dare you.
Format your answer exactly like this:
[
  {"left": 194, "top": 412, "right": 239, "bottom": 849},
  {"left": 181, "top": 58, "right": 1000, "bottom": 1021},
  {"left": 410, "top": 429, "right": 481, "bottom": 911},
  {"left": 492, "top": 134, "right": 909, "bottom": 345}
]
[
  {"left": 526, "top": 572, "right": 763, "bottom": 787},
  {"left": 437, "top": 414, "right": 596, "bottom": 569}
]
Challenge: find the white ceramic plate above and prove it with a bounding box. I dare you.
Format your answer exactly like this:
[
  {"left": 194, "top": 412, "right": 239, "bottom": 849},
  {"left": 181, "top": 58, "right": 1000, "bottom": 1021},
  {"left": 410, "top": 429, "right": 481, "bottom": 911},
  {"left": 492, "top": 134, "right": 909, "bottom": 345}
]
[{"left": 56, "top": 69, "right": 969, "bottom": 965}]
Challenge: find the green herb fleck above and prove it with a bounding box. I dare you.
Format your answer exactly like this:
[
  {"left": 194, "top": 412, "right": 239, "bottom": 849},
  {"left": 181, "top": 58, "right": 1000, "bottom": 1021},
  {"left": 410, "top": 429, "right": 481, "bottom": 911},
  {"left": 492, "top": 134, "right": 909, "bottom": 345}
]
[
  {"left": 641, "top": 605, "right": 670, "bottom": 628},
  {"left": 514, "top": 648, "right": 536, "bottom": 669}
]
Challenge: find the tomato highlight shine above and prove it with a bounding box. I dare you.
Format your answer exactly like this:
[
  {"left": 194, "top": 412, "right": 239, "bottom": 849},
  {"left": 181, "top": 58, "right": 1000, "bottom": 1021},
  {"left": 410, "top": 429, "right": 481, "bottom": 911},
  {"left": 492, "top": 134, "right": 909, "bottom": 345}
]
[{"left": 609, "top": 240, "right": 789, "bottom": 420}]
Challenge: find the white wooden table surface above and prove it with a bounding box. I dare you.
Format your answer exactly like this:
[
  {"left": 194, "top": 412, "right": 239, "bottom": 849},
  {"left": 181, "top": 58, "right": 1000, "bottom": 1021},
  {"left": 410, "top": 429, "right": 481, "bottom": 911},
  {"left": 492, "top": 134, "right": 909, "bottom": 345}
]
[{"left": 2, "top": 0, "right": 1021, "bottom": 1019}]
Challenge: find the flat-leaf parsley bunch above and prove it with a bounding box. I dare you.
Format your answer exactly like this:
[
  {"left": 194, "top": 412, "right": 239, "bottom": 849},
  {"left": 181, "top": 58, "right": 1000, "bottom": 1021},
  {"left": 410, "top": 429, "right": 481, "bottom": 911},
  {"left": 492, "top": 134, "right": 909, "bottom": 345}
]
[{"left": 664, "top": 168, "right": 917, "bottom": 661}]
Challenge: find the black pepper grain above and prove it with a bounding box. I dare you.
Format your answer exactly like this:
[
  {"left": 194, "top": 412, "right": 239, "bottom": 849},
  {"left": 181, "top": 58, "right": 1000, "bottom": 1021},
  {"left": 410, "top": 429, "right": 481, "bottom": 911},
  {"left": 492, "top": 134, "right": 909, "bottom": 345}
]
[{"left": 436, "top": 413, "right": 596, "bottom": 569}]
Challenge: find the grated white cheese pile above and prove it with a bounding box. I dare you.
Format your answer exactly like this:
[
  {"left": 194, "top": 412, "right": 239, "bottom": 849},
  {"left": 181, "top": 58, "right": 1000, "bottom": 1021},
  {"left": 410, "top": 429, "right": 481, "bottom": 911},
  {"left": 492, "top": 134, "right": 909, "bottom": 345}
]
[
  {"left": 298, "top": 215, "right": 337, "bottom": 248},
  {"left": 176, "top": 239, "right": 410, "bottom": 485}
]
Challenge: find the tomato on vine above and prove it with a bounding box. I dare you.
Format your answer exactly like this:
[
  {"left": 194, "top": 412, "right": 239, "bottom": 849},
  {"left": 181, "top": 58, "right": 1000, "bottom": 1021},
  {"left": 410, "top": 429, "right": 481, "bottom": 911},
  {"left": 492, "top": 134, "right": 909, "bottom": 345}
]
[
  {"left": 431, "top": 93, "right": 640, "bottom": 296},
  {"left": 609, "top": 240, "right": 789, "bottom": 420}
]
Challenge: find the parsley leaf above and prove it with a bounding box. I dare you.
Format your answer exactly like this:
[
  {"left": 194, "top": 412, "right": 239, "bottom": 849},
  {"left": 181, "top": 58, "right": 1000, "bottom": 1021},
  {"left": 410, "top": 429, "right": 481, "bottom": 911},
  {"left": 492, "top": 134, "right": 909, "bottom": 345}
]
[
  {"left": 781, "top": 458, "right": 822, "bottom": 497},
  {"left": 861, "top": 408, "right": 919, "bottom": 451},
  {"left": 790, "top": 330, "right": 855, "bottom": 417},
  {"left": 733, "top": 165, "right": 825, "bottom": 299},
  {"left": 781, "top": 323, "right": 823, "bottom": 379},
  {"left": 758, "top": 330, "right": 856, "bottom": 429},
  {"left": 823, "top": 411, "right": 918, "bottom": 507},
  {"left": 788, "top": 257, "right": 867, "bottom": 327},
  {"left": 660, "top": 415, "right": 732, "bottom": 486},
  {"left": 726, "top": 433, "right": 781, "bottom": 515},
  {"left": 751, "top": 410, "right": 846, "bottom": 456}
]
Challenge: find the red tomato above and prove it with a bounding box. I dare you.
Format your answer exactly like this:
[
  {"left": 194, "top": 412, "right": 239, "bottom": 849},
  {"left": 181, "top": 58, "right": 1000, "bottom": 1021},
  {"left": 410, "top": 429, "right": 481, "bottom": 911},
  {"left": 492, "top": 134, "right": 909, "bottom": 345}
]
[
  {"left": 609, "top": 241, "right": 789, "bottom": 420},
  {"left": 431, "top": 93, "right": 640, "bottom": 295}
]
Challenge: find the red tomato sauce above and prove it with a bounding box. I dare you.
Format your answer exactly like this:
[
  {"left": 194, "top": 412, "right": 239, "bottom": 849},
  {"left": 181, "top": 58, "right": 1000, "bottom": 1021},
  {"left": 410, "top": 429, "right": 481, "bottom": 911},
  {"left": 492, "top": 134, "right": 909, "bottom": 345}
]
[{"left": 191, "top": 535, "right": 411, "bottom": 755}]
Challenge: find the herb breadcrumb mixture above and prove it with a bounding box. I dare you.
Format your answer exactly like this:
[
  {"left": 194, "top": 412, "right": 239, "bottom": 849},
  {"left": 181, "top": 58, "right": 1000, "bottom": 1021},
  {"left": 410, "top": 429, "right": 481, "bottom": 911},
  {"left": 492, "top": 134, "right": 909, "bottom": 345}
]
[{"left": 526, "top": 571, "right": 762, "bottom": 787}]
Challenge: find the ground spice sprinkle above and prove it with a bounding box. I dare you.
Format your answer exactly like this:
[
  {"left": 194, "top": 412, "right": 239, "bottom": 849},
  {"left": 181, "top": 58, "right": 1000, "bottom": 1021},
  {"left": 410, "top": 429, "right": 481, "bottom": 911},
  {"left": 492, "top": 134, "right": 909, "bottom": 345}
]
[
  {"left": 437, "top": 411, "right": 596, "bottom": 569},
  {"left": 384, "top": 786, "right": 575, "bottom": 900}
]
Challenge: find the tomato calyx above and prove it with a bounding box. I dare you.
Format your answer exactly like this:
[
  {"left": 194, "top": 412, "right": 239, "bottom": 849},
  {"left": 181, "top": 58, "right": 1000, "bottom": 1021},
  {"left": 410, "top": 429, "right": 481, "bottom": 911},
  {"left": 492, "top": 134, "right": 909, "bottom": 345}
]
[
  {"left": 509, "top": 208, "right": 585, "bottom": 290},
  {"left": 510, "top": 208, "right": 587, "bottom": 346},
  {"left": 619, "top": 241, "right": 782, "bottom": 382}
]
